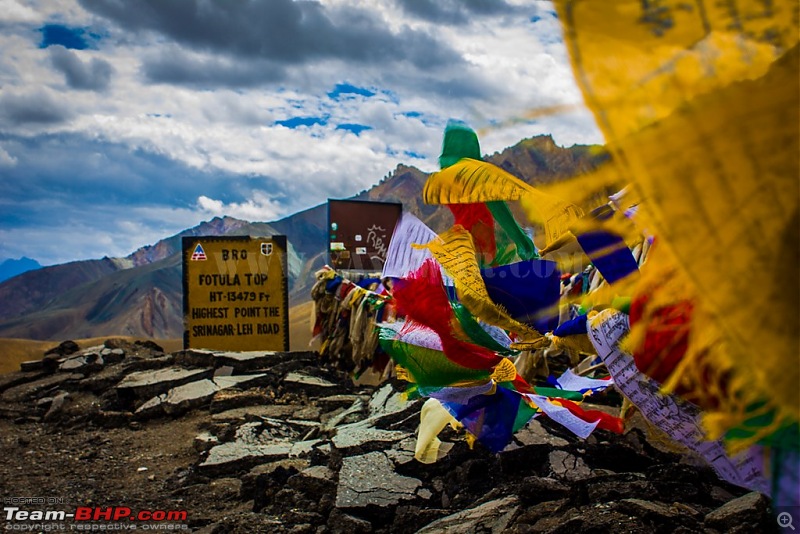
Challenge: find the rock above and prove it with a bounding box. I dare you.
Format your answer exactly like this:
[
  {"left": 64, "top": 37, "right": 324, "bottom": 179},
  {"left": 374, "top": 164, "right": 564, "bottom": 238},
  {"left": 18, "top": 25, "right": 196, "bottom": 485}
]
[
  {"left": 392, "top": 506, "right": 451, "bottom": 534},
  {"left": 200, "top": 441, "right": 292, "bottom": 476},
  {"left": 1, "top": 373, "right": 82, "bottom": 403},
  {"left": 331, "top": 422, "right": 410, "bottom": 452},
  {"left": 43, "top": 392, "right": 70, "bottom": 421},
  {"left": 241, "top": 458, "right": 311, "bottom": 501},
  {"left": 549, "top": 450, "right": 592, "bottom": 482},
  {"left": 327, "top": 509, "right": 373, "bottom": 534},
  {"left": 0, "top": 371, "right": 47, "bottom": 393},
  {"left": 59, "top": 353, "right": 104, "bottom": 374},
  {"left": 318, "top": 394, "right": 364, "bottom": 409},
  {"left": 199, "top": 422, "right": 294, "bottom": 475},
  {"left": 584, "top": 472, "right": 658, "bottom": 503},
  {"left": 44, "top": 340, "right": 80, "bottom": 357},
  {"left": 174, "top": 349, "right": 216, "bottom": 368},
  {"left": 116, "top": 367, "right": 213, "bottom": 403},
  {"left": 293, "top": 406, "right": 321, "bottom": 421},
  {"left": 100, "top": 348, "right": 126, "bottom": 364},
  {"left": 615, "top": 498, "right": 681, "bottom": 523},
  {"left": 132, "top": 340, "right": 164, "bottom": 353},
  {"left": 415, "top": 496, "right": 521, "bottom": 534},
  {"left": 213, "top": 350, "right": 291, "bottom": 371},
  {"left": 288, "top": 465, "right": 337, "bottom": 496},
  {"left": 335, "top": 451, "right": 423, "bottom": 509},
  {"left": 367, "top": 383, "right": 394, "bottom": 415},
  {"left": 35, "top": 396, "right": 54, "bottom": 410},
  {"left": 646, "top": 463, "right": 706, "bottom": 503},
  {"left": 704, "top": 491, "right": 770, "bottom": 532},
  {"left": 283, "top": 372, "right": 339, "bottom": 393},
  {"left": 530, "top": 507, "right": 650, "bottom": 534},
  {"left": 516, "top": 476, "right": 570, "bottom": 505},
  {"left": 321, "top": 399, "right": 366, "bottom": 431},
  {"left": 363, "top": 384, "right": 423, "bottom": 428},
  {"left": 514, "top": 419, "right": 569, "bottom": 448},
  {"left": 210, "top": 389, "right": 269, "bottom": 413},
  {"left": 122, "top": 354, "right": 175, "bottom": 372},
  {"left": 163, "top": 379, "right": 220, "bottom": 415},
  {"left": 213, "top": 373, "right": 270, "bottom": 390},
  {"left": 211, "top": 405, "right": 298, "bottom": 422},
  {"left": 134, "top": 394, "right": 166, "bottom": 419},
  {"left": 289, "top": 439, "right": 323, "bottom": 458},
  {"left": 384, "top": 437, "right": 417, "bottom": 466},
  {"left": 79, "top": 365, "right": 129, "bottom": 393},
  {"left": 19, "top": 360, "right": 44, "bottom": 372},
  {"left": 175, "top": 349, "right": 303, "bottom": 372},
  {"left": 193, "top": 432, "right": 220, "bottom": 452},
  {"left": 514, "top": 498, "right": 569, "bottom": 527},
  {"left": 157, "top": 376, "right": 270, "bottom": 416}
]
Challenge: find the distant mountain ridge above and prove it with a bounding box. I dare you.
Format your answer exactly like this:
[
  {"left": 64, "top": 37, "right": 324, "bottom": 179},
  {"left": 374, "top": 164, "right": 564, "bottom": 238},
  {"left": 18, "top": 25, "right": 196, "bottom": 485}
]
[
  {"left": 0, "top": 257, "right": 42, "bottom": 283},
  {"left": 0, "top": 135, "right": 607, "bottom": 341}
]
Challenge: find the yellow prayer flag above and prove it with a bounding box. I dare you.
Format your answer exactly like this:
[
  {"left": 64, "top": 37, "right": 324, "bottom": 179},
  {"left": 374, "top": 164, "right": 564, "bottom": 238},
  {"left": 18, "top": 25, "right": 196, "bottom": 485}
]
[
  {"left": 423, "top": 158, "right": 585, "bottom": 249},
  {"left": 554, "top": 0, "right": 799, "bottom": 429},
  {"left": 418, "top": 225, "right": 543, "bottom": 342}
]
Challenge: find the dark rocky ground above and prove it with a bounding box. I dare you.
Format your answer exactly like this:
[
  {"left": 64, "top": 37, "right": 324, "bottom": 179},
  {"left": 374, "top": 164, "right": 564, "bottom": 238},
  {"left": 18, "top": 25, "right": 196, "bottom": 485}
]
[{"left": 0, "top": 340, "right": 781, "bottom": 533}]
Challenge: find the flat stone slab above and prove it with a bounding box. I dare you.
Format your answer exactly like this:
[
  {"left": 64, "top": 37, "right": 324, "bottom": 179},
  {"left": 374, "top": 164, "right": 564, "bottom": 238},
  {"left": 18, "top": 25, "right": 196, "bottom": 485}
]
[
  {"left": 318, "top": 394, "right": 364, "bottom": 409},
  {"left": 289, "top": 439, "right": 323, "bottom": 458},
  {"left": 1, "top": 373, "right": 82, "bottom": 403},
  {"left": 162, "top": 379, "right": 220, "bottom": 415},
  {"left": 320, "top": 399, "right": 365, "bottom": 431},
  {"left": 335, "top": 451, "right": 423, "bottom": 509},
  {"left": 514, "top": 419, "right": 569, "bottom": 448},
  {"left": 283, "top": 372, "right": 338, "bottom": 390},
  {"left": 179, "top": 350, "right": 300, "bottom": 371},
  {"left": 198, "top": 420, "right": 303, "bottom": 475},
  {"left": 59, "top": 354, "right": 104, "bottom": 373},
  {"left": 212, "top": 404, "right": 298, "bottom": 421},
  {"left": 288, "top": 465, "right": 336, "bottom": 495},
  {"left": 213, "top": 373, "right": 270, "bottom": 390},
  {"left": 332, "top": 423, "right": 410, "bottom": 451},
  {"left": 415, "top": 496, "right": 521, "bottom": 533},
  {"left": 116, "top": 367, "right": 213, "bottom": 400},
  {"left": 19, "top": 360, "right": 44, "bottom": 372},
  {"left": 199, "top": 441, "right": 292, "bottom": 475},
  {"left": 0, "top": 371, "right": 47, "bottom": 393},
  {"left": 213, "top": 351, "right": 280, "bottom": 370},
  {"left": 136, "top": 373, "right": 271, "bottom": 417},
  {"left": 549, "top": 450, "right": 592, "bottom": 482}
]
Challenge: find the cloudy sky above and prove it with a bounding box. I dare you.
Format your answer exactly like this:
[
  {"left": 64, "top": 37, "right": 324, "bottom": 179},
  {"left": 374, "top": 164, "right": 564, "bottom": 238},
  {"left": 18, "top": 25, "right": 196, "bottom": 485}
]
[{"left": 0, "top": 0, "right": 602, "bottom": 266}]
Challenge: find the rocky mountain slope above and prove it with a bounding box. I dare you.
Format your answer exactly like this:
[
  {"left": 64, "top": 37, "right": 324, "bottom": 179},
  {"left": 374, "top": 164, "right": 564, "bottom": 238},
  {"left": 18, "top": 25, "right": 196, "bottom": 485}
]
[
  {"left": 0, "top": 339, "right": 775, "bottom": 533},
  {"left": 0, "top": 136, "right": 608, "bottom": 341}
]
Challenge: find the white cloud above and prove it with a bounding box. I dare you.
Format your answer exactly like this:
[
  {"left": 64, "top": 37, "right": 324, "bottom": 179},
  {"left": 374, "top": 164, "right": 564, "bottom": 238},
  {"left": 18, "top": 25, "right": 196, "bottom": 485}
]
[
  {"left": 0, "top": 0, "right": 606, "bottom": 265},
  {"left": 198, "top": 192, "right": 287, "bottom": 222},
  {"left": 0, "top": 0, "right": 39, "bottom": 23},
  {"left": 0, "top": 145, "right": 17, "bottom": 167}
]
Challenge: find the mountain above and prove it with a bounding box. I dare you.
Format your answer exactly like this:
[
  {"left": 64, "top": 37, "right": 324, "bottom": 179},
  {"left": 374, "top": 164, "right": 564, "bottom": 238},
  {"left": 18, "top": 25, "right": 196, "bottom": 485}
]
[
  {"left": 0, "top": 257, "right": 43, "bottom": 283},
  {"left": 0, "top": 135, "right": 608, "bottom": 341}
]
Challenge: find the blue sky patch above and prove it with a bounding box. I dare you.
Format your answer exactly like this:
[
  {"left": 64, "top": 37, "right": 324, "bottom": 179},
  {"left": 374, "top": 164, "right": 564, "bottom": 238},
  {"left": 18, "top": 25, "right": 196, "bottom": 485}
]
[
  {"left": 403, "top": 150, "right": 425, "bottom": 159},
  {"left": 327, "top": 83, "right": 375, "bottom": 100},
  {"left": 336, "top": 123, "right": 372, "bottom": 135},
  {"left": 275, "top": 116, "right": 327, "bottom": 128},
  {"left": 38, "top": 24, "right": 92, "bottom": 49}
]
